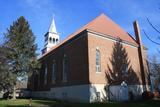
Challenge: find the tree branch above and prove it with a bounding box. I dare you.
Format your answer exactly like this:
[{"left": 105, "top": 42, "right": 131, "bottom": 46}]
[
  {"left": 143, "top": 29, "right": 160, "bottom": 45},
  {"left": 147, "top": 18, "right": 160, "bottom": 35}
]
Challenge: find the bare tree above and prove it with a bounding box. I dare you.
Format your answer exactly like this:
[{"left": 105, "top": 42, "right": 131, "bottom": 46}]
[
  {"left": 143, "top": 18, "right": 160, "bottom": 46},
  {"left": 149, "top": 55, "right": 160, "bottom": 91}
]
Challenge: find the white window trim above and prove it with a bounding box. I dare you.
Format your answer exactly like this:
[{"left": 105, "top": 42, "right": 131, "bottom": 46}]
[
  {"left": 96, "top": 48, "right": 101, "bottom": 73},
  {"left": 96, "top": 65, "right": 101, "bottom": 73},
  {"left": 96, "top": 92, "right": 101, "bottom": 101}
]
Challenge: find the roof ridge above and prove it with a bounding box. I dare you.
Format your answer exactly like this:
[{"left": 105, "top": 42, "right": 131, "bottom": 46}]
[
  {"left": 100, "top": 14, "right": 137, "bottom": 42},
  {"left": 40, "top": 13, "right": 137, "bottom": 59}
]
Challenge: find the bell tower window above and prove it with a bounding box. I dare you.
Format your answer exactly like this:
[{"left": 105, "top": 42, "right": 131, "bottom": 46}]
[
  {"left": 53, "top": 38, "right": 55, "bottom": 43},
  {"left": 49, "top": 37, "right": 52, "bottom": 43},
  {"left": 42, "top": 16, "right": 60, "bottom": 54},
  {"left": 56, "top": 38, "right": 58, "bottom": 43}
]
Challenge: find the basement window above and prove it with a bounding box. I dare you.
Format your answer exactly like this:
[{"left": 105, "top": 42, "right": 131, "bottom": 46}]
[
  {"left": 62, "top": 92, "right": 68, "bottom": 99},
  {"left": 96, "top": 92, "right": 101, "bottom": 101}
]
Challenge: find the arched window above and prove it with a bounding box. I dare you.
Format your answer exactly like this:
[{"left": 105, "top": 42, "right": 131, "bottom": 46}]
[
  {"left": 96, "top": 49, "right": 101, "bottom": 72},
  {"left": 56, "top": 38, "right": 58, "bottom": 43},
  {"left": 63, "top": 54, "right": 68, "bottom": 82},
  {"left": 49, "top": 37, "right": 52, "bottom": 43},
  {"left": 53, "top": 38, "right": 55, "bottom": 43},
  {"left": 52, "top": 60, "right": 56, "bottom": 82},
  {"left": 44, "top": 65, "right": 48, "bottom": 84}
]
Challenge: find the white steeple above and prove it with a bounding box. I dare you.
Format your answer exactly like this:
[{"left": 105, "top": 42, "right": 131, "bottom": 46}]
[
  {"left": 42, "top": 16, "right": 60, "bottom": 54},
  {"left": 49, "top": 17, "right": 57, "bottom": 33}
]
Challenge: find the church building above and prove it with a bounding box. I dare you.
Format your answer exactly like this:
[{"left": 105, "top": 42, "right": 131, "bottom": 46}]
[{"left": 28, "top": 14, "right": 150, "bottom": 102}]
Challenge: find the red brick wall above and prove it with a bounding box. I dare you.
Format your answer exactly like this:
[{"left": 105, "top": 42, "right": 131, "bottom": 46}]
[
  {"left": 87, "top": 32, "right": 145, "bottom": 85},
  {"left": 29, "top": 30, "right": 150, "bottom": 91},
  {"left": 142, "top": 48, "right": 151, "bottom": 86},
  {"left": 36, "top": 32, "right": 89, "bottom": 91}
]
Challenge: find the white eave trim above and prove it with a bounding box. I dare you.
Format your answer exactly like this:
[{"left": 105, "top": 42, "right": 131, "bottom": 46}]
[{"left": 86, "top": 29, "right": 138, "bottom": 48}]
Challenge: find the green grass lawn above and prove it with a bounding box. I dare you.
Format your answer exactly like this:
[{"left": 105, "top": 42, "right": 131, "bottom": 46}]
[{"left": 0, "top": 99, "right": 160, "bottom": 107}]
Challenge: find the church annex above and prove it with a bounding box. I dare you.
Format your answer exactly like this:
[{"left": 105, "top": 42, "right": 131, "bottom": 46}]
[{"left": 28, "top": 14, "right": 150, "bottom": 102}]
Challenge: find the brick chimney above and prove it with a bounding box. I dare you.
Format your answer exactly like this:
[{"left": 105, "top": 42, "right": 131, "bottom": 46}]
[{"left": 133, "top": 21, "right": 146, "bottom": 87}]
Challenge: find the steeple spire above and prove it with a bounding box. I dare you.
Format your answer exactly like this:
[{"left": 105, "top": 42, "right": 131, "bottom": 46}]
[
  {"left": 42, "top": 16, "right": 60, "bottom": 54},
  {"left": 49, "top": 16, "right": 57, "bottom": 33}
]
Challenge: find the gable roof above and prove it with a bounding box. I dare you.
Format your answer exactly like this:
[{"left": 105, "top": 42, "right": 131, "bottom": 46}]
[
  {"left": 40, "top": 13, "right": 137, "bottom": 59},
  {"left": 86, "top": 14, "right": 137, "bottom": 44}
]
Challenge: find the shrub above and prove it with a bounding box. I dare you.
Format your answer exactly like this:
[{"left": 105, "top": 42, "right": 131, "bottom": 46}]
[
  {"left": 3, "top": 91, "right": 12, "bottom": 99},
  {"left": 142, "top": 91, "right": 154, "bottom": 100},
  {"left": 153, "top": 90, "right": 160, "bottom": 98}
]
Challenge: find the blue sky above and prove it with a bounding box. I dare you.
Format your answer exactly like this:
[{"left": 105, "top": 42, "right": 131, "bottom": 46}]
[{"left": 0, "top": 0, "right": 160, "bottom": 59}]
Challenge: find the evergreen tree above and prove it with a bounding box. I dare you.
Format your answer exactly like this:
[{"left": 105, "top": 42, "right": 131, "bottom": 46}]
[
  {"left": 4, "top": 16, "right": 40, "bottom": 99},
  {"left": 0, "top": 46, "right": 16, "bottom": 92}
]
